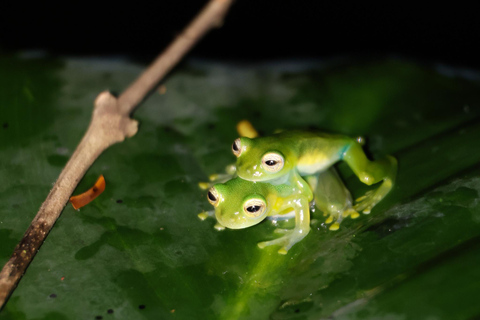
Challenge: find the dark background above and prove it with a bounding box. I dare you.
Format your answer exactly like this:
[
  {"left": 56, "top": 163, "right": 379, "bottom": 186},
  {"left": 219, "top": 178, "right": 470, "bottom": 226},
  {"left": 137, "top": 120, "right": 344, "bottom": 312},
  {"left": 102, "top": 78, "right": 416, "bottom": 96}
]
[{"left": 0, "top": 1, "right": 478, "bottom": 68}]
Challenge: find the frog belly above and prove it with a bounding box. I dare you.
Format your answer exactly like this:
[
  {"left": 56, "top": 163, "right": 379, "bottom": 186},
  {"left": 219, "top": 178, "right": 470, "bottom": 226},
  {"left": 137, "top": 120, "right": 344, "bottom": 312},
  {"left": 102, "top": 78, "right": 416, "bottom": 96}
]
[
  {"left": 297, "top": 161, "right": 332, "bottom": 175},
  {"left": 268, "top": 209, "right": 295, "bottom": 220},
  {"left": 297, "top": 147, "right": 346, "bottom": 175}
]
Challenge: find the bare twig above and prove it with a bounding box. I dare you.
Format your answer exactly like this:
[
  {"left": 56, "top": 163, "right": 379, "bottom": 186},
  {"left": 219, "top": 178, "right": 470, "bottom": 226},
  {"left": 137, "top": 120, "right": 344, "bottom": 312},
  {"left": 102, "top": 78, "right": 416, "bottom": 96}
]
[{"left": 0, "top": 0, "right": 233, "bottom": 309}]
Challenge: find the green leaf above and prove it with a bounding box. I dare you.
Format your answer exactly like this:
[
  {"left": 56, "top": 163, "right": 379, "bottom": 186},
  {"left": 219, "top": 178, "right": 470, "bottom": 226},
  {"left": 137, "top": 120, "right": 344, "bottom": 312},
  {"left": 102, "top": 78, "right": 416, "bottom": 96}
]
[{"left": 1, "top": 55, "right": 480, "bottom": 320}]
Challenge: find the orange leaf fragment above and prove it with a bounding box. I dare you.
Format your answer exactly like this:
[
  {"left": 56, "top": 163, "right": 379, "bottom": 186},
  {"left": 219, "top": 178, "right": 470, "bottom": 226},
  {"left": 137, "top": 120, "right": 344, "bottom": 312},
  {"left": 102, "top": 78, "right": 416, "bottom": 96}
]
[{"left": 69, "top": 175, "right": 106, "bottom": 210}]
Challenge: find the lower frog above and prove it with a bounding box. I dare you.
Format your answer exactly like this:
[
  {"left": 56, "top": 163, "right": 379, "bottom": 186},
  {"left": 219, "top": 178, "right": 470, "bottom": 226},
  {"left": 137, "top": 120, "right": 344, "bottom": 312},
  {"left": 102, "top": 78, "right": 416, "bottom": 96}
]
[{"left": 200, "top": 167, "right": 358, "bottom": 254}]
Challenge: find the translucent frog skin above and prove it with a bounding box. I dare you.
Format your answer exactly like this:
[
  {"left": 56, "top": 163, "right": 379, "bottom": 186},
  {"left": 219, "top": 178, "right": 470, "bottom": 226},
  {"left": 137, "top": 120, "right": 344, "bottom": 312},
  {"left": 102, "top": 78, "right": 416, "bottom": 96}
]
[
  {"left": 203, "top": 169, "right": 358, "bottom": 254},
  {"left": 232, "top": 130, "right": 397, "bottom": 214}
]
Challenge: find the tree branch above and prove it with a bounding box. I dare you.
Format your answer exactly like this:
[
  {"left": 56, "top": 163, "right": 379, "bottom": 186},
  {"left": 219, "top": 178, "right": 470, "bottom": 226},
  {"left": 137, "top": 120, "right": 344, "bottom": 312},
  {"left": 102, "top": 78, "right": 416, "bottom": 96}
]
[{"left": 0, "top": 0, "right": 234, "bottom": 309}]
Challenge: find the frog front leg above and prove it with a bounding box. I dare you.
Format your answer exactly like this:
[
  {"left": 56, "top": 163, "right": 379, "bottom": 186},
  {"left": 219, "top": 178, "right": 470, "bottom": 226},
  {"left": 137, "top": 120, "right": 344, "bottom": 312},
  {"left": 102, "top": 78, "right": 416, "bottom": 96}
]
[
  {"left": 258, "top": 196, "right": 310, "bottom": 255},
  {"left": 197, "top": 210, "right": 226, "bottom": 231},
  {"left": 342, "top": 142, "right": 397, "bottom": 213},
  {"left": 198, "top": 163, "right": 237, "bottom": 190}
]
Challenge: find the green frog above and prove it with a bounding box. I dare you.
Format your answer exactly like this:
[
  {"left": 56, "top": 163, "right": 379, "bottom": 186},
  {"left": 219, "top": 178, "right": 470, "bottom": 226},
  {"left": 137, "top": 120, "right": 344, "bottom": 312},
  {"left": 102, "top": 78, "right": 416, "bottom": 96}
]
[
  {"left": 200, "top": 168, "right": 358, "bottom": 254},
  {"left": 231, "top": 130, "right": 397, "bottom": 214}
]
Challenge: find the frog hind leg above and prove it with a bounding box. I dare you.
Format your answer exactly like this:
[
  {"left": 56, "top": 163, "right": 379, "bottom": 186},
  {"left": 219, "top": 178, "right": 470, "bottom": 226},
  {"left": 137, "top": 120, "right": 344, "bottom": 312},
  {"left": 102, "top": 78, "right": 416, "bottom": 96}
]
[
  {"left": 307, "top": 168, "right": 359, "bottom": 231},
  {"left": 342, "top": 142, "right": 397, "bottom": 214}
]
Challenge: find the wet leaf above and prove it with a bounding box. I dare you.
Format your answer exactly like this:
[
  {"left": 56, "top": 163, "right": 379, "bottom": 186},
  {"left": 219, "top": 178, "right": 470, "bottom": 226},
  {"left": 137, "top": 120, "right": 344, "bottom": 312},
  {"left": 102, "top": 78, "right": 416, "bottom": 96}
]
[{"left": 1, "top": 55, "right": 480, "bottom": 319}]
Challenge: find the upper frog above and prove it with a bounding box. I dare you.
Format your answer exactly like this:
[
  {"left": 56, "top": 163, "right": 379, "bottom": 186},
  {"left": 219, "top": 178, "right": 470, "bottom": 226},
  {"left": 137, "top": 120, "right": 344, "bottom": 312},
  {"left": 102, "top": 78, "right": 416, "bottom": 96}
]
[{"left": 232, "top": 130, "right": 397, "bottom": 214}]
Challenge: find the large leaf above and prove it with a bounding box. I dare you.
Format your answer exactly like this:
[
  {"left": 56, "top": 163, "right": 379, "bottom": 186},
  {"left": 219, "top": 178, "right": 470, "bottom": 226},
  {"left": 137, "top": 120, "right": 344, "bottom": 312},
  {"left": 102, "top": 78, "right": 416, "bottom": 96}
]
[{"left": 1, "top": 55, "right": 480, "bottom": 320}]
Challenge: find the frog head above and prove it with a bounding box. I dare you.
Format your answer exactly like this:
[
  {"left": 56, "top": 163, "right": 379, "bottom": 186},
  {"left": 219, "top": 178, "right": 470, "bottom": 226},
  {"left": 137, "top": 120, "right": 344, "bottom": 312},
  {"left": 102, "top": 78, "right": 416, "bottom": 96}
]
[
  {"left": 207, "top": 178, "right": 275, "bottom": 229},
  {"left": 232, "top": 136, "right": 297, "bottom": 182}
]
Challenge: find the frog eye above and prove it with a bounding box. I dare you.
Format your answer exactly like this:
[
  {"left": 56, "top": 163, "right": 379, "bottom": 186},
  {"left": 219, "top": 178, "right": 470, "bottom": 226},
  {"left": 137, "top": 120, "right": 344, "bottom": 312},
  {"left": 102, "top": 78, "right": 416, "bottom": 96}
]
[
  {"left": 232, "top": 138, "right": 242, "bottom": 157},
  {"left": 207, "top": 187, "right": 220, "bottom": 207},
  {"left": 261, "top": 152, "right": 284, "bottom": 173},
  {"left": 243, "top": 198, "right": 266, "bottom": 218}
]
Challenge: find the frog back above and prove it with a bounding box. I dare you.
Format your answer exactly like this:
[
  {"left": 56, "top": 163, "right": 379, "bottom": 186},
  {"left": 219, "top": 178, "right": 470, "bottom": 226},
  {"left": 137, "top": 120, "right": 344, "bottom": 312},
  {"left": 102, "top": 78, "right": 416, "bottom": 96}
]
[{"left": 275, "top": 131, "right": 354, "bottom": 176}]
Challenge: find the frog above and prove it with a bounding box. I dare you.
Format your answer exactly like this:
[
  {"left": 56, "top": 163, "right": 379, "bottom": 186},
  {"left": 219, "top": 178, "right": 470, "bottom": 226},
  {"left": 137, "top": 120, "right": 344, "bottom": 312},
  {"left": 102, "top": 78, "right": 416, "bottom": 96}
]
[
  {"left": 200, "top": 167, "right": 358, "bottom": 254},
  {"left": 231, "top": 130, "right": 397, "bottom": 214}
]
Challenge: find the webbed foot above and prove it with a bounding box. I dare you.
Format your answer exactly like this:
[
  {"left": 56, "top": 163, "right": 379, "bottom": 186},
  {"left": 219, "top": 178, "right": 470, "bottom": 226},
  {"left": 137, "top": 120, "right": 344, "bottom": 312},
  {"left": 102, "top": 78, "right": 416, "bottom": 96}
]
[
  {"left": 354, "top": 178, "right": 393, "bottom": 214},
  {"left": 324, "top": 208, "right": 360, "bottom": 231},
  {"left": 342, "top": 208, "right": 360, "bottom": 219}
]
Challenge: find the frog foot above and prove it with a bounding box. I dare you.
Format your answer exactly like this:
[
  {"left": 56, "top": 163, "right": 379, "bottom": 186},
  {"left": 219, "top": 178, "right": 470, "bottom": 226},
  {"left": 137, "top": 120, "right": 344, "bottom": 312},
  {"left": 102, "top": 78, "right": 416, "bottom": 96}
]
[
  {"left": 198, "top": 166, "right": 236, "bottom": 190},
  {"left": 354, "top": 179, "right": 393, "bottom": 214},
  {"left": 257, "top": 228, "right": 309, "bottom": 254},
  {"left": 198, "top": 173, "right": 233, "bottom": 190},
  {"left": 324, "top": 215, "right": 341, "bottom": 231},
  {"left": 328, "top": 223, "right": 340, "bottom": 231},
  {"left": 324, "top": 209, "right": 359, "bottom": 231},
  {"left": 342, "top": 208, "right": 360, "bottom": 219},
  {"left": 214, "top": 223, "right": 225, "bottom": 231},
  {"left": 198, "top": 210, "right": 215, "bottom": 220}
]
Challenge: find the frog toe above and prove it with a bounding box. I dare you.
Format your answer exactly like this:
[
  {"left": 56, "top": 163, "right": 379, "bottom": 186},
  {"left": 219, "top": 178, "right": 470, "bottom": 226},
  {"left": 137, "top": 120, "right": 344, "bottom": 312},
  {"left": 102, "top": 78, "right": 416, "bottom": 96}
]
[
  {"left": 350, "top": 210, "right": 360, "bottom": 219},
  {"left": 355, "top": 190, "right": 373, "bottom": 203},
  {"left": 257, "top": 242, "right": 267, "bottom": 249},
  {"left": 342, "top": 208, "right": 360, "bottom": 219},
  {"left": 354, "top": 191, "right": 378, "bottom": 213},
  {"left": 198, "top": 182, "right": 211, "bottom": 190},
  {"left": 198, "top": 212, "right": 209, "bottom": 221},
  {"left": 214, "top": 223, "right": 225, "bottom": 231},
  {"left": 198, "top": 210, "right": 215, "bottom": 221},
  {"left": 329, "top": 222, "right": 340, "bottom": 231}
]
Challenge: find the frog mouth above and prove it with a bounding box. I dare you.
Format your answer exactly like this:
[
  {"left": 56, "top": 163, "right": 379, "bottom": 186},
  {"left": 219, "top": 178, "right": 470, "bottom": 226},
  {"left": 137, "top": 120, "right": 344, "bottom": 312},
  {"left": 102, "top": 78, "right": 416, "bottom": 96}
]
[
  {"left": 237, "top": 169, "right": 265, "bottom": 181},
  {"left": 216, "top": 213, "right": 249, "bottom": 229}
]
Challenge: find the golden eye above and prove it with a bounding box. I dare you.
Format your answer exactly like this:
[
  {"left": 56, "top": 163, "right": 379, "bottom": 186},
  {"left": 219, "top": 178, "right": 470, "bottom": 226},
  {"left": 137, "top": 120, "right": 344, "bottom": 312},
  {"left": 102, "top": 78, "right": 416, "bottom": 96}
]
[
  {"left": 232, "top": 138, "right": 242, "bottom": 157},
  {"left": 261, "top": 152, "right": 284, "bottom": 173},
  {"left": 207, "top": 187, "right": 219, "bottom": 207},
  {"left": 243, "top": 198, "right": 266, "bottom": 218}
]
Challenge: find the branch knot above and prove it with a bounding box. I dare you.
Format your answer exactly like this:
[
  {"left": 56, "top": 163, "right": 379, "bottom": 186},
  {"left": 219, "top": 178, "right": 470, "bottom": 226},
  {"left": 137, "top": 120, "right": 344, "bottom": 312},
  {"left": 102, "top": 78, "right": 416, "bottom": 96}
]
[{"left": 91, "top": 91, "right": 139, "bottom": 146}]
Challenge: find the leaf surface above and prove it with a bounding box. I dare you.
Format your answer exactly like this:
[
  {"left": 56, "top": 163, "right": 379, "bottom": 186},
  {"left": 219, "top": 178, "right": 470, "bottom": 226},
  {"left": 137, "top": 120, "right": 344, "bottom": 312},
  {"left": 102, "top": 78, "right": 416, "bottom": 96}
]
[{"left": 1, "top": 56, "right": 480, "bottom": 320}]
